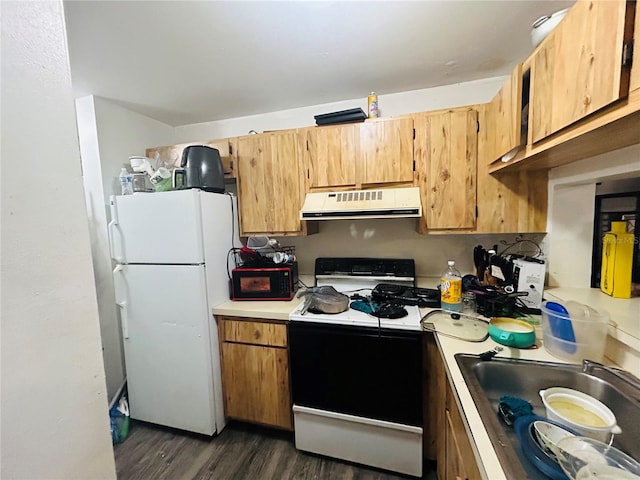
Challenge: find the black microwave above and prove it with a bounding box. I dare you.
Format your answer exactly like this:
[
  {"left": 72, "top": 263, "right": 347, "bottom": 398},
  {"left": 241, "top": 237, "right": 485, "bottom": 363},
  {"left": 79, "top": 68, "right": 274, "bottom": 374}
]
[{"left": 231, "top": 264, "right": 298, "bottom": 301}]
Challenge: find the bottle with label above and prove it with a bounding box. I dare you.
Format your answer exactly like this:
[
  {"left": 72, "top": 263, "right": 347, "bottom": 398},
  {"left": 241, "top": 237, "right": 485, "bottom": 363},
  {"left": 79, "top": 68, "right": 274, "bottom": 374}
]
[
  {"left": 119, "top": 167, "right": 133, "bottom": 195},
  {"left": 441, "top": 260, "right": 462, "bottom": 312},
  {"left": 367, "top": 92, "right": 379, "bottom": 118}
]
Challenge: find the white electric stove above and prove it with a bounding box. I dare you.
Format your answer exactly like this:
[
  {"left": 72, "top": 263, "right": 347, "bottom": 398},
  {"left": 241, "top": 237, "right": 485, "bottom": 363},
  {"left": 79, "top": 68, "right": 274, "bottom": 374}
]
[{"left": 288, "top": 258, "right": 437, "bottom": 478}]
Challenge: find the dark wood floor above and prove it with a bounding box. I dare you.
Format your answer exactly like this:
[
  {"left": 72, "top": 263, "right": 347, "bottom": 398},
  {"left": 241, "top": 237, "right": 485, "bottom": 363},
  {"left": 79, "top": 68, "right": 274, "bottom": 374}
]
[{"left": 114, "top": 420, "right": 437, "bottom": 480}]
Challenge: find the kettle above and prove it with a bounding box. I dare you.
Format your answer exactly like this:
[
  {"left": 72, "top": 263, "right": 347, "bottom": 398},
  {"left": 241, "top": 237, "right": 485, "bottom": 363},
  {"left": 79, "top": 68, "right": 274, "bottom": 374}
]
[{"left": 173, "top": 145, "right": 225, "bottom": 193}]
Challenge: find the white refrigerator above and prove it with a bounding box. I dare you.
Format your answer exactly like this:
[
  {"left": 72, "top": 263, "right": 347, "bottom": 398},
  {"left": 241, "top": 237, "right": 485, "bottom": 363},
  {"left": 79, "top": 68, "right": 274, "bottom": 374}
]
[{"left": 109, "top": 189, "right": 239, "bottom": 435}]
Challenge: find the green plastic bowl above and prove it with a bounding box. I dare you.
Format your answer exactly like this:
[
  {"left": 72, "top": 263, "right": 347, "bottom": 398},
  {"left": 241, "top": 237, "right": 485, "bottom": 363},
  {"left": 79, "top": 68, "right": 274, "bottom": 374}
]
[{"left": 489, "top": 317, "right": 536, "bottom": 348}]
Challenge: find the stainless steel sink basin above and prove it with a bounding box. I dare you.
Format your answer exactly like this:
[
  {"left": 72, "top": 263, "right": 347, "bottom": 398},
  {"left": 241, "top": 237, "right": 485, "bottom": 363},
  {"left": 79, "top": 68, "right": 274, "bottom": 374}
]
[{"left": 455, "top": 354, "right": 640, "bottom": 480}]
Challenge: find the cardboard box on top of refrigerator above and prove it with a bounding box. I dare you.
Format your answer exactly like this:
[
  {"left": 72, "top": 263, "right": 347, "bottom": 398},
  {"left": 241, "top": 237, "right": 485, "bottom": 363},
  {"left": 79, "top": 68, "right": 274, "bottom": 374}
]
[{"left": 600, "top": 221, "right": 634, "bottom": 298}]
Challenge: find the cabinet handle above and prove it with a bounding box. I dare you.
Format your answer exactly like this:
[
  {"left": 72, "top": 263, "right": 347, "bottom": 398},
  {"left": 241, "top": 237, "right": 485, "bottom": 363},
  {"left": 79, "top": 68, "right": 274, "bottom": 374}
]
[{"left": 622, "top": 41, "right": 634, "bottom": 67}]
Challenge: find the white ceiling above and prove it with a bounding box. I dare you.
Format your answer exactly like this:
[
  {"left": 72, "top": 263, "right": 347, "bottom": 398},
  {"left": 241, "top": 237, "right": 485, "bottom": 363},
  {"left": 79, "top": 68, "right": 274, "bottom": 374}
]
[{"left": 64, "top": 0, "right": 573, "bottom": 127}]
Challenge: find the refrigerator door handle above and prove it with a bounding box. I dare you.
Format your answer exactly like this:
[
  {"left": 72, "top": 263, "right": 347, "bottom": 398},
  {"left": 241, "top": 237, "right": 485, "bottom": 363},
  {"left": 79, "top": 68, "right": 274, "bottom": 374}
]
[
  {"left": 109, "top": 196, "right": 124, "bottom": 263},
  {"left": 113, "top": 265, "right": 129, "bottom": 339}
]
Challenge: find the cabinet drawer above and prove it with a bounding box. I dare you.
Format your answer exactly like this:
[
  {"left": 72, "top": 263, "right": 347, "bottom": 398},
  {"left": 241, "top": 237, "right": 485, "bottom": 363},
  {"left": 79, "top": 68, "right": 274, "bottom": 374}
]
[{"left": 220, "top": 318, "right": 287, "bottom": 347}]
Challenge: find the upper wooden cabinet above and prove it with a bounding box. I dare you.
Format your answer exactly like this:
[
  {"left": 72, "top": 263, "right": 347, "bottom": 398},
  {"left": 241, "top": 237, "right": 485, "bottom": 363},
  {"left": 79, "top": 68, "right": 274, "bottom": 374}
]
[
  {"left": 236, "top": 130, "right": 307, "bottom": 236},
  {"left": 359, "top": 117, "right": 414, "bottom": 185},
  {"left": 476, "top": 104, "right": 548, "bottom": 233},
  {"left": 414, "top": 108, "right": 478, "bottom": 232},
  {"left": 146, "top": 138, "right": 236, "bottom": 178},
  {"left": 299, "top": 123, "right": 358, "bottom": 189},
  {"left": 486, "top": 65, "right": 524, "bottom": 165},
  {"left": 483, "top": 0, "right": 640, "bottom": 174},
  {"left": 529, "top": 0, "right": 635, "bottom": 144},
  {"left": 300, "top": 117, "right": 414, "bottom": 190}
]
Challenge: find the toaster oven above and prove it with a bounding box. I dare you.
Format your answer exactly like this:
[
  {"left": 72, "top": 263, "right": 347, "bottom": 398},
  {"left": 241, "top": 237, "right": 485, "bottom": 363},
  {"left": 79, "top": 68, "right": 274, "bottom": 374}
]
[{"left": 231, "top": 264, "right": 299, "bottom": 301}]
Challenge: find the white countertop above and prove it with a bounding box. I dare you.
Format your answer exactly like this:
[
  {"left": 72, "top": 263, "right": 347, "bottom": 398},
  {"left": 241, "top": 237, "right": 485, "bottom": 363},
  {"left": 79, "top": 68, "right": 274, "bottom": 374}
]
[
  {"left": 545, "top": 287, "right": 640, "bottom": 352},
  {"left": 211, "top": 274, "right": 312, "bottom": 320},
  {"left": 430, "top": 321, "right": 570, "bottom": 480},
  {"left": 211, "top": 276, "right": 640, "bottom": 480}
]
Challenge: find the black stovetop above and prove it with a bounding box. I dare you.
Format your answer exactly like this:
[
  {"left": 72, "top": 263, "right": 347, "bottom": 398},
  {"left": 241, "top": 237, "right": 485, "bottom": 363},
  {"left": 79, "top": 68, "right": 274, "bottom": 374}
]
[{"left": 371, "top": 283, "right": 440, "bottom": 308}]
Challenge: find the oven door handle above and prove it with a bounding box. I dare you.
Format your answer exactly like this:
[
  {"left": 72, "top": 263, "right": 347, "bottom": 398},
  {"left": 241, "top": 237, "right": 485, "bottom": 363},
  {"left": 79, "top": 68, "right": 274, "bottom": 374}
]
[{"left": 288, "top": 322, "right": 421, "bottom": 341}]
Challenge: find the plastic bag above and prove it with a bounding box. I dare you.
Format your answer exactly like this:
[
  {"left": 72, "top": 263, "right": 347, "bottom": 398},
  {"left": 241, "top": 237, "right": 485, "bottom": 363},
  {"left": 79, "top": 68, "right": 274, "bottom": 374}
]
[
  {"left": 109, "top": 393, "right": 130, "bottom": 445},
  {"left": 297, "top": 286, "right": 349, "bottom": 314}
]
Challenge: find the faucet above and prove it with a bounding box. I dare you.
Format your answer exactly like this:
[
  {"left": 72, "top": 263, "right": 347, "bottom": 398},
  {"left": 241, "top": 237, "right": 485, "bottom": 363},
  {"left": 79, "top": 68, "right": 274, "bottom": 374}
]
[{"left": 582, "top": 359, "right": 640, "bottom": 393}]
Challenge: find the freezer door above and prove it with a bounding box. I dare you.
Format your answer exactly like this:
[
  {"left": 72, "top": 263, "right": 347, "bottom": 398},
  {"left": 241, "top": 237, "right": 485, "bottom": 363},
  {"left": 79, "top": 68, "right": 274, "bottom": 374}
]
[
  {"left": 109, "top": 190, "right": 204, "bottom": 264},
  {"left": 113, "top": 264, "right": 219, "bottom": 435}
]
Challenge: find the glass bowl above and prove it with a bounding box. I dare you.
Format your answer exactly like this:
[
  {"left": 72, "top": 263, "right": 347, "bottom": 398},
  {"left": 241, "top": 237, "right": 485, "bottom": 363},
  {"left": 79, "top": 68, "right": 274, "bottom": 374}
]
[{"left": 555, "top": 436, "right": 640, "bottom": 480}]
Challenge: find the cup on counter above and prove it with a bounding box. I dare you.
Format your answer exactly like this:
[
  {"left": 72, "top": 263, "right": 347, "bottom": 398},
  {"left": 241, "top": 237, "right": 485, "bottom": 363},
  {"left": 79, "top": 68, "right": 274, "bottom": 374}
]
[{"left": 461, "top": 291, "right": 477, "bottom": 315}]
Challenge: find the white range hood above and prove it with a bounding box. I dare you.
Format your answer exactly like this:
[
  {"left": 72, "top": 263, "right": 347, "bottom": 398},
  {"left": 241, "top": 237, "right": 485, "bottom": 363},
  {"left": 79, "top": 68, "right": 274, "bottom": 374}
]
[{"left": 300, "top": 187, "right": 422, "bottom": 220}]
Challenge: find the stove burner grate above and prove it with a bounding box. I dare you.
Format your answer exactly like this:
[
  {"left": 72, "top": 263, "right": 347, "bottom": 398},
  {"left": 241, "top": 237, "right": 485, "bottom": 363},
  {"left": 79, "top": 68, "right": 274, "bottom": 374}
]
[
  {"left": 350, "top": 299, "right": 408, "bottom": 319},
  {"left": 371, "top": 283, "right": 440, "bottom": 308},
  {"left": 371, "top": 303, "right": 408, "bottom": 319}
]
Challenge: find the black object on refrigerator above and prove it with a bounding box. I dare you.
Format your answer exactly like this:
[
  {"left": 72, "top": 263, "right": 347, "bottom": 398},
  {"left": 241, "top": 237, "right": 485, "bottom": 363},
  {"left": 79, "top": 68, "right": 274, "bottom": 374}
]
[{"left": 180, "top": 145, "right": 225, "bottom": 193}]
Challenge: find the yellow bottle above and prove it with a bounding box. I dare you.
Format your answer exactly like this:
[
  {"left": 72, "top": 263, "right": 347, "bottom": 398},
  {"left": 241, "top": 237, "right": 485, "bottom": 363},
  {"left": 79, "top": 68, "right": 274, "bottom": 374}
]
[
  {"left": 600, "top": 221, "right": 634, "bottom": 298},
  {"left": 367, "top": 92, "right": 379, "bottom": 118},
  {"left": 441, "top": 260, "right": 462, "bottom": 312}
]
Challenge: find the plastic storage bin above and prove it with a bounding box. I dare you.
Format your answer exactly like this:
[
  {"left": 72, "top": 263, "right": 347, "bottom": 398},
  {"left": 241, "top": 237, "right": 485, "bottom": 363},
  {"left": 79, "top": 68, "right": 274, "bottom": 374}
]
[{"left": 540, "top": 301, "right": 609, "bottom": 363}]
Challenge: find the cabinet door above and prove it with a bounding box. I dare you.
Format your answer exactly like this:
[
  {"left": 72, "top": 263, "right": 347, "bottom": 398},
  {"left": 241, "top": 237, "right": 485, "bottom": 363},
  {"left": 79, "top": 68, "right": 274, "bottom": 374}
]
[
  {"left": 445, "top": 381, "right": 483, "bottom": 480},
  {"left": 530, "top": 0, "right": 634, "bottom": 143},
  {"left": 486, "top": 64, "right": 524, "bottom": 165},
  {"left": 359, "top": 117, "right": 414, "bottom": 184},
  {"left": 414, "top": 108, "right": 478, "bottom": 231},
  {"left": 300, "top": 124, "right": 358, "bottom": 189},
  {"left": 476, "top": 104, "right": 548, "bottom": 233},
  {"left": 236, "top": 130, "right": 303, "bottom": 235},
  {"left": 221, "top": 342, "right": 292, "bottom": 430}
]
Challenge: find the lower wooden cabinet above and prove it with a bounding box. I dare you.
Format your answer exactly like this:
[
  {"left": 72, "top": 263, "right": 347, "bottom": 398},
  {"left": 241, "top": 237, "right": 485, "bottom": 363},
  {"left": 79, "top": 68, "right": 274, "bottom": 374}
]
[
  {"left": 444, "top": 380, "right": 483, "bottom": 480},
  {"left": 425, "top": 334, "right": 482, "bottom": 480},
  {"left": 218, "top": 316, "right": 293, "bottom": 430}
]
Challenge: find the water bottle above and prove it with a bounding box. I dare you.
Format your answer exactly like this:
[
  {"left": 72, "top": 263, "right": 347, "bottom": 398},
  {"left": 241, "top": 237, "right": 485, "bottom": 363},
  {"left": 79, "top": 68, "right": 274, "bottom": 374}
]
[
  {"left": 441, "top": 260, "right": 462, "bottom": 312},
  {"left": 119, "top": 168, "right": 133, "bottom": 195}
]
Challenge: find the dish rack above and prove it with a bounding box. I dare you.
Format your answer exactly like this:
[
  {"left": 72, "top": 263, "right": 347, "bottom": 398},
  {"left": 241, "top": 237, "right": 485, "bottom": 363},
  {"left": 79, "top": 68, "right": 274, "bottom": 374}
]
[{"left": 230, "top": 245, "right": 296, "bottom": 269}]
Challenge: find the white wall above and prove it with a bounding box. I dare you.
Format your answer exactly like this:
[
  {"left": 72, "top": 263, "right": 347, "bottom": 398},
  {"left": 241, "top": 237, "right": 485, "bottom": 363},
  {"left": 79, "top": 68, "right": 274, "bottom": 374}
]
[
  {"left": 277, "top": 218, "right": 543, "bottom": 278},
  {"left": 547, "top": 144, "right": 640, "bottom": 287},
  {"left": 1, "top": 2, "right": 116, "bottom": 478},
  {"left": 76, "top": 95, "right": 174, "bottom": 399},
  {"left": 174, "top": 76, "right": 506, "bottom": 141}
]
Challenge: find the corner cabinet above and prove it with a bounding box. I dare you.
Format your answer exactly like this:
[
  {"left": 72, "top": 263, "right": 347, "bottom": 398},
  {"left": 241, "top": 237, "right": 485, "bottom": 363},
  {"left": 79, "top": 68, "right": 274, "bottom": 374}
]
[
  {"left": 529, "top": 0, "right": 634, "bottom": 144},
  {"left": 488, "top": 0, "right": 639, "bottom": 173},
  {"left": 476, "top": 104, "right": 548, "bottom": 233},
  {"left": 485, "top": 64, "right": 524, "bottom": 166},
  {"left": 236, "top": 130, "right": 311, "bottom": 236},
  {"left": 218, "top": 316, "right": 293, "bottom": 431},
  {"left": 414, "top": 108, "right": 478, "bottom": 232}
]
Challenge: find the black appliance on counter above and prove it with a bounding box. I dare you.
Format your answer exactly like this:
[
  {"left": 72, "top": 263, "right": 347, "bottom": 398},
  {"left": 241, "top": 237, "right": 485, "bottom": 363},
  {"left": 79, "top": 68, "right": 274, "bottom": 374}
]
[
  {"left": 178, "top": 145, "right": 225, "bottom": 193},
  {"left": 231, "top": 263, "right": 299, "bottom": 301}
]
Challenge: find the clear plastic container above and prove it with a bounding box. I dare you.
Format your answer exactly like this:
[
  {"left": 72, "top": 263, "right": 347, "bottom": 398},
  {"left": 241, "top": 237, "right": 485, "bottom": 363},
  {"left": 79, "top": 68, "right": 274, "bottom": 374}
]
[
  {"left": 119, "top": 167, "right": 133, "bottom": 195},
  {"left": 540, "top": 301, "right": 609, "bottom": 363}
]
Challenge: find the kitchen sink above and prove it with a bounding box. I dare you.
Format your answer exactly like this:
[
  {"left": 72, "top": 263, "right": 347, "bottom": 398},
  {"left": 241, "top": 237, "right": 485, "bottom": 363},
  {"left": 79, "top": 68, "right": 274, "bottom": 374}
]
[{"left": 455, "top": 354, "right": 640, "bottom": 480}]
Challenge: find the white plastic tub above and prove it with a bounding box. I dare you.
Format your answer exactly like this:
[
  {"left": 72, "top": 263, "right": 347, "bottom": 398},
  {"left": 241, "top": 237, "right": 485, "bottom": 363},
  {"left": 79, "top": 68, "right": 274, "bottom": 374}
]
[
  {"left": 540, "top": 301, "right": 609, "bottom": 363},
  {"left": 539, "top": 387, "right": 621, "bottom": 443}
]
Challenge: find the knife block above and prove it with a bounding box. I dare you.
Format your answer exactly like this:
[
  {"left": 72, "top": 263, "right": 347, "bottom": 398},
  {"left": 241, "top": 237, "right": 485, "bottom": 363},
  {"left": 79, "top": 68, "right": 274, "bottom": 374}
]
[{"left": 600, "top": 221, "right": 634, "bottom": 298}]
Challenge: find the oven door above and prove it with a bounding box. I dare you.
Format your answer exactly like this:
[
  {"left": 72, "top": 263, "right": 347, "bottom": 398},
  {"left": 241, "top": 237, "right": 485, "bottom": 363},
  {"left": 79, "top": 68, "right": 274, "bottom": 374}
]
[{"left": 289, "top": 322, "right": 422, "bottom": 426}]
